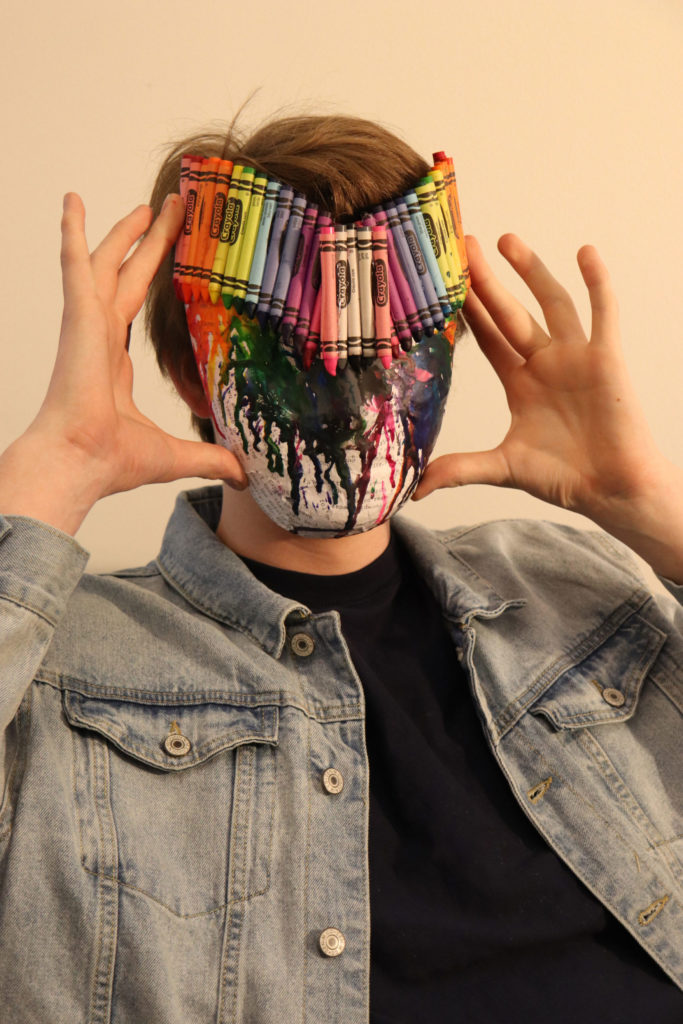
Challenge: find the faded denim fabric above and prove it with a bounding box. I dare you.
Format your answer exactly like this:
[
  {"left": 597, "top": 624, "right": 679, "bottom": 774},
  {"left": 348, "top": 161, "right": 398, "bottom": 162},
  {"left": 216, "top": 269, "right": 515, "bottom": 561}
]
[{"left": 0, "top": 486, "right": 681, "bottom": 1023}]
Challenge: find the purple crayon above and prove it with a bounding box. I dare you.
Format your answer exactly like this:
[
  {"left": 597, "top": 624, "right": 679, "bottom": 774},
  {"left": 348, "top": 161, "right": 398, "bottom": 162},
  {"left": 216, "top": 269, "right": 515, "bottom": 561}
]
[
  {"left": 269, "top": 191, "right": 308, "bottom": 331},
  {"left": 293, "top": 212, "right": 332, "bottom": 350},
  {"left": 256, "top": 185, "right": 294, "bottom": 330},
  {"left": 280, "top": 203, "right": 318, "bottom": 346},
  {"left": 384, "top": 200, "right": 435, "bottom": 335},
  {"left": 372, "top": 205, "right": 423, "bottom": 342},
  {"left": 395, "top": 196, "right": 444, "bottom": 331},
  {"left": 363, "top": 214, "right": 411, "bottom": 349}
]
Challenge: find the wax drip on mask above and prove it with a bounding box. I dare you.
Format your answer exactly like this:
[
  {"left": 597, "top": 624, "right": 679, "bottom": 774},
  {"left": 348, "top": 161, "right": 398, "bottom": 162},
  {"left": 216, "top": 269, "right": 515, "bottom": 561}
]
[{"left": 175, "top": 149, "right": 469, "bottom": 536}]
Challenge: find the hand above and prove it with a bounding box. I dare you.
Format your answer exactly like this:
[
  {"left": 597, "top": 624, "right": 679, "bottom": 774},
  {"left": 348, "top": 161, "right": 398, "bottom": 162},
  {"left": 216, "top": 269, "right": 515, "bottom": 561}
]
[
  {"left": 413, "top": 233, "right": 668, "bottom": 528},
  {"left": 0, "top": 194, "right": 247, "bottom": 534}
]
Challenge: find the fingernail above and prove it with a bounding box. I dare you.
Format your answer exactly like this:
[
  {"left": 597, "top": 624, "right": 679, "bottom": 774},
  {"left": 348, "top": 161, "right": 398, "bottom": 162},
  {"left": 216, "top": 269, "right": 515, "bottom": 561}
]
[{"left": 225, "top": 477, "right": 248, "bottom": 492}]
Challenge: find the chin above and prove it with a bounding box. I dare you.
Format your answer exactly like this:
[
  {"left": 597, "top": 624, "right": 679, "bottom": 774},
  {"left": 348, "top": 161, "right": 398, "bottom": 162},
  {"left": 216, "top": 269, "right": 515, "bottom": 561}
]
[{"left": 186, "top": 304, "right": 455, "bottom": 537}]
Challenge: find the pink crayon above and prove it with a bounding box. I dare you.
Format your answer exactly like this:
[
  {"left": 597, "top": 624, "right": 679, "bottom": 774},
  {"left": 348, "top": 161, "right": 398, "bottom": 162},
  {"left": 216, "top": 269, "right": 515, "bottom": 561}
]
[
  {"left": 303, "top": 289, "right": 322, "bottom": 370},
  {"left": 371, "top": 227, "right": 392, "bottom": 369},
  {"left": 320, "top": 227, "right": 338, "bottom": 375},
  {"left": 294, "top": 212, "right": 332, "bottom": 350},
  {"left": 362, "top": 214, "right": 411, "bottom": 350},
  {"left": 373, "top": 205, "right": 423, "bottom": 341}
]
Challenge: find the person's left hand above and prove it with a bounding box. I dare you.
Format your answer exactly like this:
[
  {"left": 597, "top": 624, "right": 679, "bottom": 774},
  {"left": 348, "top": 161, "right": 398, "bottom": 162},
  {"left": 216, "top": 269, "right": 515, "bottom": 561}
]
[{"left": 412, "top": 233, "right": 668, "bottom": 530}]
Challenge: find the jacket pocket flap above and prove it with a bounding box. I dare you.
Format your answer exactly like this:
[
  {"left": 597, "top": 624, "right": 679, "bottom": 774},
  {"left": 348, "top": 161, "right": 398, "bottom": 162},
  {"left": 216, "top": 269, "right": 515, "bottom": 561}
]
[
  {"left": 62, "top": 690, "right": 279, "bottom": 770},
  {"left": 530, "top": 612, "right": 666, "bottom": 730}
]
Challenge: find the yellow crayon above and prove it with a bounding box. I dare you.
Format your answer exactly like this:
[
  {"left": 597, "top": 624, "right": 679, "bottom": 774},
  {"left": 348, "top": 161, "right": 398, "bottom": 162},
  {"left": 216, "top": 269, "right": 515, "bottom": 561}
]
[
  {"left": 430, "top": 169, "right": 465, "bottom": 308},
  {"left": 209, "top": 164, "right": 244, "bottom": 304},
  {"left": 231, "top": 173, "right": 268, "bottom": 312},
  {"left": 414, "top": 177, "right": 458, "bottom": 310},
  {"left": 432, "top": 153, "right": 470, "bottom": 292},
  {"left": 221, "top": 167, "right": 256, "bottom": 308}
]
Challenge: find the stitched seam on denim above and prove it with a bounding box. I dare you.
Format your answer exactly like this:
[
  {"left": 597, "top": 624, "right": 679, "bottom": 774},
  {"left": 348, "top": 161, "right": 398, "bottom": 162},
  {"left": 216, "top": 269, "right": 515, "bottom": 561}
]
[
  {"left": 70, "top": 723, "right": 86, "bottom": 871},
  {"left": 302, "top": 710, "right": 312, "bottom": 1024},
  {"left": 0, "top": 592, "right": 58, "bottom": 627},
  {"left": 649, "top": 664, "right": 683, "bottom": 715},
  {"left": 0, "top": 686, "right": 30, "bottom": 838},
  {"left": 219, "top": 743, "right": 248, "bottom": 1023}
]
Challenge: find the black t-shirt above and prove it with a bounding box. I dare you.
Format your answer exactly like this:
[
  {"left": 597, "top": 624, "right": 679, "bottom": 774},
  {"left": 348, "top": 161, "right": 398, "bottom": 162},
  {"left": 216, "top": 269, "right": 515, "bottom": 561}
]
[{"left": 243, "top": 533, "right": 682, "bottom": 1022}]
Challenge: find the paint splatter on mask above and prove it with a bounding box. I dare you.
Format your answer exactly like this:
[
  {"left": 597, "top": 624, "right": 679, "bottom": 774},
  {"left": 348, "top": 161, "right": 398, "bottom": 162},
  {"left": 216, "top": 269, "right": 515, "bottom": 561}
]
[{"left": 185, "top": 302, "right": 457, "bottom": 536}]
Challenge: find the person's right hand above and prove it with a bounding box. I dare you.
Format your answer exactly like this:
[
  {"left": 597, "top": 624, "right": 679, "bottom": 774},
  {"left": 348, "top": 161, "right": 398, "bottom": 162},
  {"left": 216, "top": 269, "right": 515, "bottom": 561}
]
[{"left": 0, "top": 193, "right": 247, "bottom": 535}]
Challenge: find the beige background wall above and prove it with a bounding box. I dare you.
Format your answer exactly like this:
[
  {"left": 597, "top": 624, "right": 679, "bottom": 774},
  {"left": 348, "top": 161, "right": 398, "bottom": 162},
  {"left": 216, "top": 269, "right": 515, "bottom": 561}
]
[{"left": 1, "top": 0, "right": 681, "bottom": 571}]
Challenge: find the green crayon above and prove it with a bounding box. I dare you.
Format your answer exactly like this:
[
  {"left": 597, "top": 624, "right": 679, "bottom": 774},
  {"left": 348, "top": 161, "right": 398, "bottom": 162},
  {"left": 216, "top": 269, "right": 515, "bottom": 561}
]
[
  {"left": 221, "top": 167, "right": 256, "bottom": 308},
  {"left": 209, "top": 164, "right": 244, "bottom": 304}
]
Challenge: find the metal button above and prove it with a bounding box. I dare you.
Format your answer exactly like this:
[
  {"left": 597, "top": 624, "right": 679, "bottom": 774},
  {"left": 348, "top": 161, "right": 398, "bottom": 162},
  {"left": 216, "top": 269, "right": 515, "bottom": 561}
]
[
  {"left": 602, "top": 687, "right": 626, "bottom": 708},
  {"left": 319, "top": 927, "right": 346, "bottom": 957},
  {"left": 322, "top": 768, "right": 344, "bottom": 794},
  {"left": 163, "top": 729, "right": 191, "bottom": 757},
  {"left": 291, "top": 632, "right": 315, "bottom": 657}
]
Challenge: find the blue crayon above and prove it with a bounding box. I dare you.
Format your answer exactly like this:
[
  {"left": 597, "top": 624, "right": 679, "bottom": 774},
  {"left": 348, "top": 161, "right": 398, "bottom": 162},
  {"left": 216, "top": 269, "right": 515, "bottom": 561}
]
[
  {"left": 244, "top": 178, "right": 282, "bottom": 319},
  {"left": 256, "top": 185, "right": 294, "bottom": 329},
  {"left": 395, "top": 197, "right": 444, "bottom": 331},
  {"left": 403, "top": 189, "right": 451, "bottom": 318},
  {"left": 269, "top": 191, "right": 308, "bottom": 331},
  {"left": 384, "top": 201, "right": 434, "bottom": 336}
]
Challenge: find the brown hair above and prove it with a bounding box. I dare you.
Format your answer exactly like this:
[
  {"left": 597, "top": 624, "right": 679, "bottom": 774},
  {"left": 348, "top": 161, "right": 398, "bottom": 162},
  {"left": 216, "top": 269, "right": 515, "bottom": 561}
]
[{"left": 145, "top": 114, "right": 446, "bottom": 442}]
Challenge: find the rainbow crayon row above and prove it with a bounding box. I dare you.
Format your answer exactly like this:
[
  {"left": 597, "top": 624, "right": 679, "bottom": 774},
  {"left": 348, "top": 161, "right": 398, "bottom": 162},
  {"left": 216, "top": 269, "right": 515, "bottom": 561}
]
[{"left": 174, "top": 151, "right": 469, "bottom": 373}]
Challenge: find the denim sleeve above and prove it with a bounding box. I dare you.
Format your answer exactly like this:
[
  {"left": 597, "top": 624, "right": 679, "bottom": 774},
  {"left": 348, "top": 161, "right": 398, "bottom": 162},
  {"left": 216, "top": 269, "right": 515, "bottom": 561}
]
[{"left": 0, "top": 514, "right": 89, "bottom": 749}]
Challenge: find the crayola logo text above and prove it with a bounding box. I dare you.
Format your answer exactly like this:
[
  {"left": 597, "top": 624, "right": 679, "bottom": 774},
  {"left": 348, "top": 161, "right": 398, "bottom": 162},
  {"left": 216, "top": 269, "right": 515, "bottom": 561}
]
[
  {"left": 405, "top": 230, "right": 425, "bottom": 274},
  {"left": 372, "top": 260, "right": 388, "bottom": 306},
  {"left": 220, "top": 199, "right": 236, "bottom": 243},
  {"left": 229, "top": 202, "right": 243, "bottom": 246},
  {"left": 423, "top": 213, "right": 440, "bottom": 258},
  {"left": 184, "top": 191, "right": 197, "bottom": 235},
  {"left": 336, "top": 260, "right": 349, "bottom": 307},
  {"left": 211, "top": 194, "right": 226, "bottom": 238}
]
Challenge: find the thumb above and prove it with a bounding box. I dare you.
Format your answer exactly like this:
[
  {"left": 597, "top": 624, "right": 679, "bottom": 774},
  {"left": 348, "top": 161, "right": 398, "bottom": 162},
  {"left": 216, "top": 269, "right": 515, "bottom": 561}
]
[
  {"left": 158, "top": 437, "right": 249, "bottom": 489},
  {"left": 412, "top": 449, "right": 510, "bottom": 500}
]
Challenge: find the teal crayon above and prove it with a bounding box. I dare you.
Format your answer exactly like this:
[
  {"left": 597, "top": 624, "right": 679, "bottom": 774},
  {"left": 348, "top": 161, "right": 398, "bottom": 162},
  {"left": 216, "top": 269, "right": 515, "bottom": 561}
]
[
  {"left": 244, "top": 178, "right": 281, "bottom": 319},
  {"left": 395, "top": 196, "right": 444, "bottom": 331},
  {"left": 403, "top": 188, "right": 451, "bottom": 318}
]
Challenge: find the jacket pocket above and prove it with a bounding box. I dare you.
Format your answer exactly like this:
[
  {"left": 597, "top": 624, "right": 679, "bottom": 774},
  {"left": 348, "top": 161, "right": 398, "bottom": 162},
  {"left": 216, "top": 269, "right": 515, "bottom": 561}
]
[{"left": 63, "top": 688, "right": 278, "bottom": 917}]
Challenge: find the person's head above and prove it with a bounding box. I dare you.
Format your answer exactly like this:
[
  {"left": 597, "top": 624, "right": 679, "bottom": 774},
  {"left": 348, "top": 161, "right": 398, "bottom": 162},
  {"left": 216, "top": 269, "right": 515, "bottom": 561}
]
[{"left": 146, "top": 112, "right": 466, "bottom": 536}]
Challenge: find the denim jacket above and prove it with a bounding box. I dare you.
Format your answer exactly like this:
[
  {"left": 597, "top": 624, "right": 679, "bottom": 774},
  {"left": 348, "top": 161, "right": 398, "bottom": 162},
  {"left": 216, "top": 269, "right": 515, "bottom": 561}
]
[{"left": 0, "top": 486, "right": 681, "bottom": 1023}]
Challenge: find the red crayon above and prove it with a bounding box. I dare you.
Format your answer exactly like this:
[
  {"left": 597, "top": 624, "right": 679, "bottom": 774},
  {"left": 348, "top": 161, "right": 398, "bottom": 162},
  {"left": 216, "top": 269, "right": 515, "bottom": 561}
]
[
  {"left": 319, "top": 227, "right": 338, "bottom": 375},
  {"left": 184, "top": 158, "right": 217, "bottom": 302},
  {"left": 173, "top": 155, "right": 193, "bottom": 298},
  {"left": 197, "top": 158, "right": 233, "bottom": 302},
  {"left": 371, "top": 227, "right": 392, "bottom": 369},
  {"left": 175, "top": 155, "right": 202, "bottom": 301}
]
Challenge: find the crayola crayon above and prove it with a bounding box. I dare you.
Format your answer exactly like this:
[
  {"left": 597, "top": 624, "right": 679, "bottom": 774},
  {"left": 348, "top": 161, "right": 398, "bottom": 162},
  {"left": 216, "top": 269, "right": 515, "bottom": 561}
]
[
  {"left": 269, "top": 192, "right": 308, "bottom": 329},
  {"left": 372, "top": 207, "right": 422, "bottom": 341},
  {"left": 303, "top": 289, "right": 322, "bottom": 370},
  {"left": 414, "top": 176, "right": 458, "bottom": 310},
  {"left": 256, "top": 185, "right": 294, "bottom": 329},
  {"left": 174, "top": 155, "right": 195, "bottom": 298},
  {"left": 403, "top": 189, "right": 451, "bottom": 318},
  {"left": 293, "top": 212, "right": 331, "bottom": 349},
  {"left": 361, "top": 215, "right": 410, "bottom": 349},
  {"left": 320, "top": 227, "right": 338, "bottom": 375},
  {"left": 221, "top": 167, "right": 256, "bottom": 308},
  {"left": 187, "top": 157, "right": 221, "bottom": 301},
  {"left": 432, "top": 151, "right": 470, "bottom": 290},
  {"left": 280, "top": 203, "right": 319, "bottom": 345},
  {"left": 244, "top": 178, "right": 281, "bottom": 318},
  {"left": 177, "top": 157, "right": 203, "bottom": 302},
  {"left": 209, "top": 164, "right": 244, "bottom": 304},
  {"left": 334, "top": 227, "right": 348, "bottom": 371},
  {"left": 384, "top": 201, "right": 434, "bottom": 336},
  {"left": 391, "top": 324, "right": 400, "bottom": 361},
  {"left": 356, "top": 225, "right": 375, "bottom": 358},
  {"left": 197, "top": 159, "right": 233, "bottom": 302},
  {"left": 394, "top": 197, "right": 444, "bottom": 331},
  {"left": 346, "top": 226, "right": 362, "bottom": 371},
  {"left": 430, "top": 168, "right": 465, "bottom": 307},
  {"left": 371, "top": 227, "right": 392, "bottom": 369},
  {"left": 231, "top": 172, "right": 267, "bottom": 313}
]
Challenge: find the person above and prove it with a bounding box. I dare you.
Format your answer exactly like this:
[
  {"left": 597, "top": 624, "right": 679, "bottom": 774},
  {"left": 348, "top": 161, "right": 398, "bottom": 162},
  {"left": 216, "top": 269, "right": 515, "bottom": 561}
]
[{"left": 0, "top": 113, "right": 681, "bottom": 1024}]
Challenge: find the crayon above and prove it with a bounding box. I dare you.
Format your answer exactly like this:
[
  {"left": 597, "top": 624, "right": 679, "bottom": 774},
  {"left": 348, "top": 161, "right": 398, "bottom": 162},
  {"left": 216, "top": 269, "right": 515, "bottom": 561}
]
[
  {"left": 430, "top": 168, "right": 466, "bottom": 307},
  {"left": 356, "top": 224, "right": 375, "bottom": 362},
  {"left": 187, "top": 157, "right": 221, "bottom": 302},
  {"left": 231, "top": 172, "right": 268, "bottom": 313},
  {"left": 197, "top": 159, "right": 233, "bottom": 302},
  {"left": 174, "top": 154, "right": 195, "bottom": 298},
  {"left": 244, "top": 178, "right": 281, "bottom": 318},
  {"left": 403, "top": 188, "right": 451, "bottom": 318},
  {"left": 432, "top": 151, "right": 470, "bottom": 291},
  {"left": 345, "top": 226, "right": 362, "bottom": 371},
  {"left": 414, "top": 176, "right": 458, "bottom": 310},
  {"left": 209, "top": 164, "right": 245, "bottom": 304},
  {"left": 334, "top": 227, "right": 349, "bottom": 371},
  {"left": 303, "top": 289, "right": 322, "bottom": 370},
  {"left": 371, "top": 227, "right": 392, "bottom": 369},
  {"left": 256, "top": 185, "right": 294, "bottom": 329},
  {"left": 177, "top": 156, "right": 203, "bottom": 302},
  {"left": 386, "top": 257, "right": 412, "bottom": 350},
  {"left": 384, "top": 200, "right": 434, "bottom": 335},
  {"left": 293, "top": 212, "right": 331, "bottom": 350},
  {"left": 269, "top": 192, "right": 308, "bottom": 329},
  {"left": 319, "top": 227, "right": 338, "bottom": 375},
  {"left": 280, "top": 203, "right": 319, "bottom": 345},
  {"left": 372, "top": 206, "right": 423, "bottom": 341},
  {"left": 221, "top": 167, "right": 256, "bottom": 308},
  {"left": 391, "top": 324, "right": 400, "bottom": 361},
  {"left": 394, "top": 197, "right": 444, "bottom": 331}
]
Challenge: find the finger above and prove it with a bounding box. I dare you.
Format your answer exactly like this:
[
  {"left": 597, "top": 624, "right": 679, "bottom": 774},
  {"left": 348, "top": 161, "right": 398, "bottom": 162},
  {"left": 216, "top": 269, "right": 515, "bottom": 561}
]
[
  {"left": 498, "top": 233, "right": 585, "bottom": 343},
  {"left": 60, "top": 193, "right": 93, "bottom": 306},
  {"left": 576, "top": 244, "right": 619, "bottom": 347},
  {"left": 115, "top": 194, "right": 185, "bottom": 322},
  {"left": 467, "top": 234, "right": 548, "bottom": 360},
  {"left": 412, "top": 448, "right": 510, "bottom": 500},
  {"left": 464, "top": 288, "right": 525, "bottom": 381},
  {"left": 155, "top": 435, "right": 249, "bottom": 489},
  {"left": 89, "top": 204, "right": 155, "bottom": 294}
]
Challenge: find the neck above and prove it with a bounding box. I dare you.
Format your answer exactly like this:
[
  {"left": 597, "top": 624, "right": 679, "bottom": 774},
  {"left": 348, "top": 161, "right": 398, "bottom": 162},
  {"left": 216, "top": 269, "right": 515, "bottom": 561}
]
[{"left": 216, "top": 484, "right": 391, "bottom": 575}]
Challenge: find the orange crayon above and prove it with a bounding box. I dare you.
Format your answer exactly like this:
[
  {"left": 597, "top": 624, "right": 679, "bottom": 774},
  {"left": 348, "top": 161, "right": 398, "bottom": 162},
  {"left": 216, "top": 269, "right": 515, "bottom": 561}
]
[
  {"left": 197, "top": 158, "right": 233, "bottom": 302},
  {"left": 432, "top": 151, "right": 470, "bottom": 291}
]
